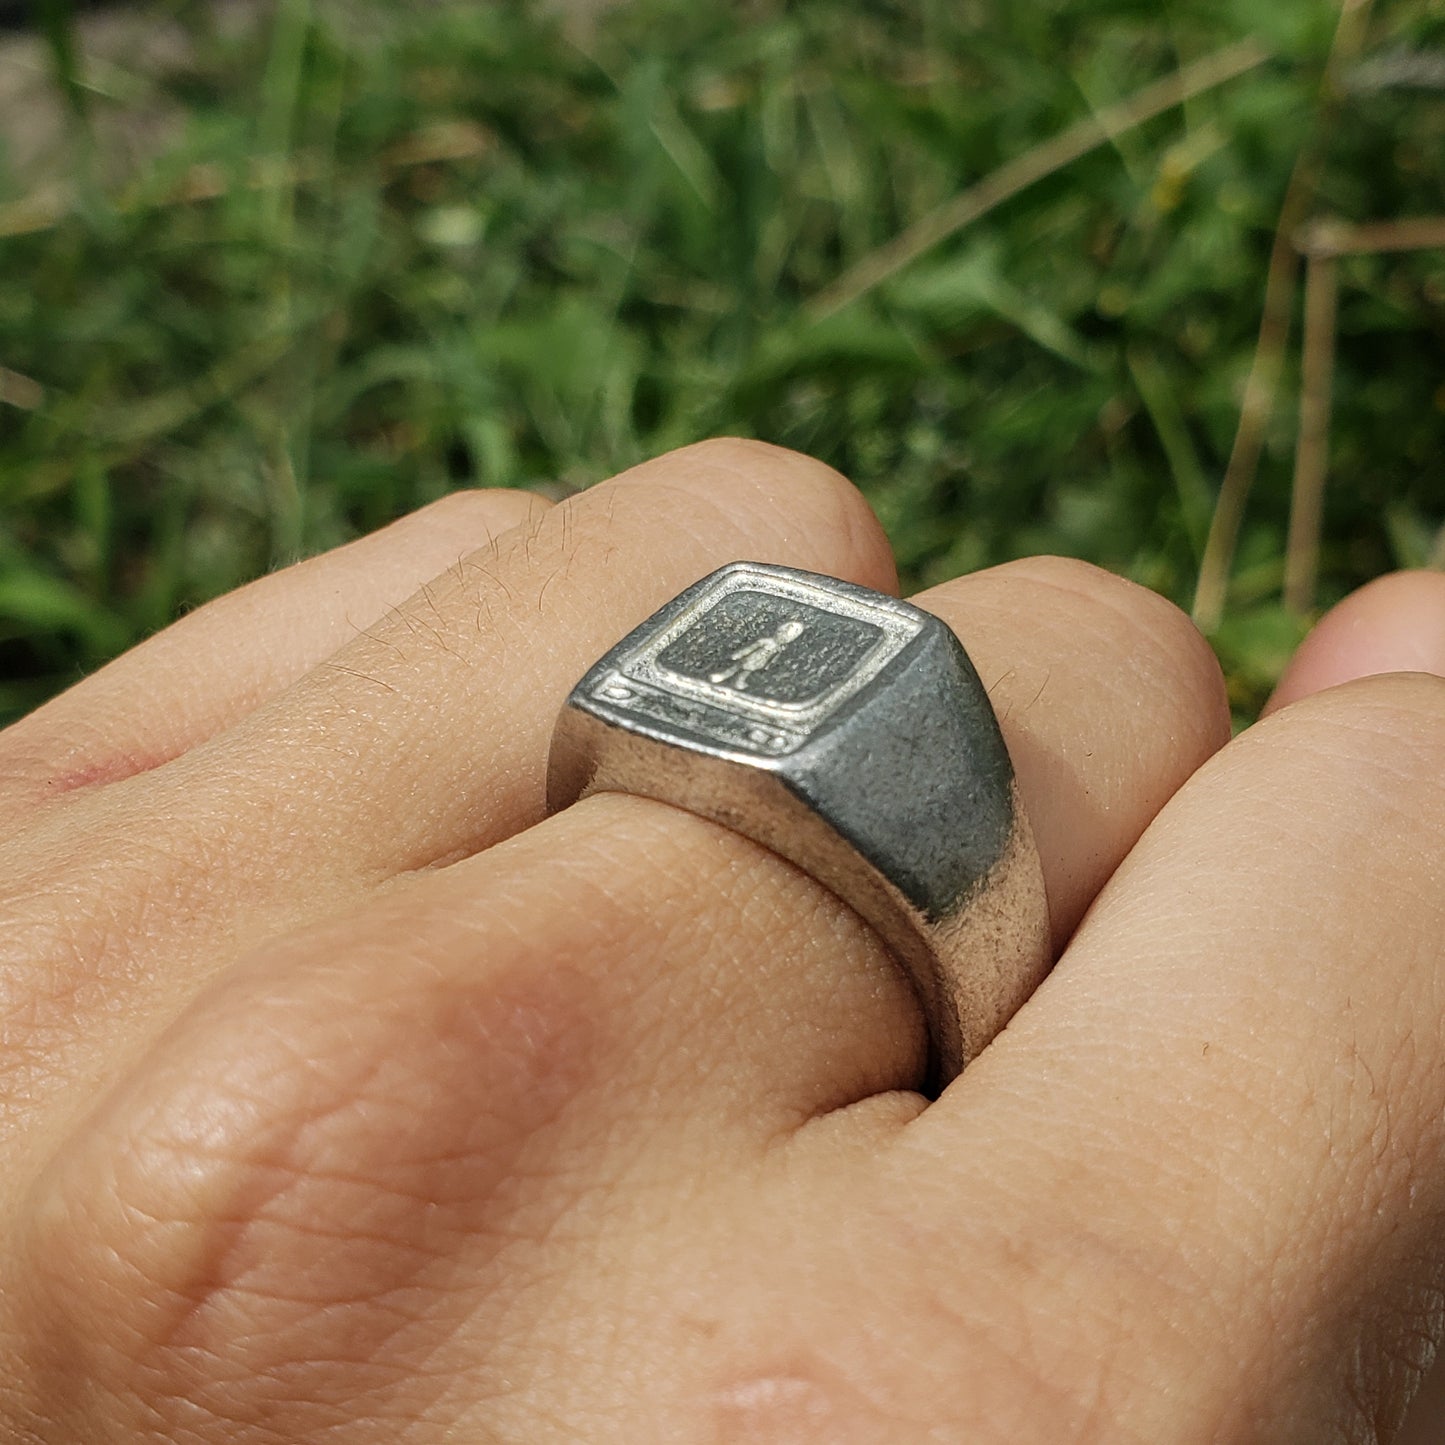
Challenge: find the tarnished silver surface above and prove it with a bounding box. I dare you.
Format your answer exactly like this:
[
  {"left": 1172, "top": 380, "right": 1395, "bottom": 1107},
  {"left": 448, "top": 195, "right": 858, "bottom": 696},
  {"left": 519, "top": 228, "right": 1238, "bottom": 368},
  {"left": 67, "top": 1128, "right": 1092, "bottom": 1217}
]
[{"left": 547, "top": 561, "right": 1050, "bottom": 1088}]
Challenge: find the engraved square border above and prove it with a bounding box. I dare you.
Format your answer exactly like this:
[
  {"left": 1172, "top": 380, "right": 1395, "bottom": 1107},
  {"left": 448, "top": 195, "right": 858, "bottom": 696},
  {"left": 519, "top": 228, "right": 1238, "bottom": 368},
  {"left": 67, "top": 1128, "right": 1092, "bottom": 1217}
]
[{"left": 604, "top": 564, "right": 922, "bottom": 736}]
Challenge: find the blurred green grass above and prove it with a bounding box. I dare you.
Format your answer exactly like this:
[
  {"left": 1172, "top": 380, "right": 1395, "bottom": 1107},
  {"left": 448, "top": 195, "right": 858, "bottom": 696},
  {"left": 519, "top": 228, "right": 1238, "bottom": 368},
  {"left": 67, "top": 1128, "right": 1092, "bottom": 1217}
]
[{"left": 1, "top": 0, "right": 1442, "bottom": 725}]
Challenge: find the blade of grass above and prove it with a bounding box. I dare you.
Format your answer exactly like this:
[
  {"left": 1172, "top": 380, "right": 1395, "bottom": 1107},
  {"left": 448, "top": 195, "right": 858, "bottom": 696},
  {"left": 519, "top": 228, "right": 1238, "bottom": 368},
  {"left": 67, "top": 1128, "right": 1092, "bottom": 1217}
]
[
  {"left": 806, "top": 37, "right": 1271, "bottom": 321},
  {"left": 0, "top": 365, "right": 45, "bottom": 410},
  {"left": 1127, "top": 347, "right": 1214, "bottom": 561},
  {"left": 0, "top": 567, "right": 129, "bottom": 654},
  {"left": 94, "top": 330, "right": 296, "bottom": 449},
  {"left": 1192, "top": 0, "right": 1378, "bottom": 632},
  {"left": 1283, "top": 249, "right": 1338, "bottom": 614},
  {"left": 256, "top": 0, "right": 312, "bottom": 243},
  {"left": 34, "top": 0, "right": 89, "bottom": 123},
  {"left": 0, "top": 122, "right": 495, "bottom": 240},
  {"left": 1298, "top": 215, "right": 1445, "bottom": 255}
]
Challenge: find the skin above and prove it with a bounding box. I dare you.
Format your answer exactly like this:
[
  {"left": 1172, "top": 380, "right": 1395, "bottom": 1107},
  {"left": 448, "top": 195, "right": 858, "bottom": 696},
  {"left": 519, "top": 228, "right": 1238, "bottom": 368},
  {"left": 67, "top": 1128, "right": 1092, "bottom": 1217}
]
[{"left": 0, "top": 438, "right": 1443, "bottom": 1442}]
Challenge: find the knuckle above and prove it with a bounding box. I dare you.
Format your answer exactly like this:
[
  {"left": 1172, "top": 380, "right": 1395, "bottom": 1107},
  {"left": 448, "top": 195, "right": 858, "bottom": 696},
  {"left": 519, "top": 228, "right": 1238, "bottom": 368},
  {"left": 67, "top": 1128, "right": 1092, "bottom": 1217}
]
[
  {"left": 0, "top": 710, "right": 134, "bottom": 801},
  {"left": 704, "top": 1363, "right": 929, "bottom": 1445},
  {"left": 696, "top": 1189, "right": 1167, "bottom": 1445},
  {"left": 413, "top": 485, "right": 550, "bottom": 533},
  {"left": 996, "top": 555, "right": 1228, "bottom": 736},
  {"left": 703, "top": 1272, "right": 1155, "bottom": 1445},
  {"left": 15, "top": 913, "right": 602, "bottom": 1431},
  {"left": 0, "top": 807, "right": 225, "bottom": 1122},
  {"left": 1262, "top": 670, "right": 1445, "bottom": 813},
  {"left": 683, "top": 436, "right": 869, "bottom": 524},
  {"left": 1000, "top": 553, "right": 1170, "bottom": 625},
  {"left": 635, "top": 438, "right": 892, "bottom": 589},
  {"left": 664, "top": 436, "right": 851, "bottom": 491},
  {"left": 1009, "top": 555, "right": 1214, "bottom": 666},
  {"left": 990, "top": 553, "right": 1128, "bottom": 598},
  {"left": 1328, "top": 666, "right": 1445, "bottom": 739}
]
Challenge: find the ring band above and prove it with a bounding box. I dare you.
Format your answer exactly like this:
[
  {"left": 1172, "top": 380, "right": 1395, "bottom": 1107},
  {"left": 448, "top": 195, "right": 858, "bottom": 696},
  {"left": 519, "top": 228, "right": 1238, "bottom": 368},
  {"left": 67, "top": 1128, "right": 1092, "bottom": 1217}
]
[{"left": 546, "top": 561, "right": 1050, "bottom": 1089}]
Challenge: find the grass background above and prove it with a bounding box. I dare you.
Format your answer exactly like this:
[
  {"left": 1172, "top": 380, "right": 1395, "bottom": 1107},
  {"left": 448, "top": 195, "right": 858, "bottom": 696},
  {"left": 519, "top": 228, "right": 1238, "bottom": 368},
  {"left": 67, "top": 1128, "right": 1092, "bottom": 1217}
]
[{"left": 0, "top": 0, "right": 1442, "bottom": 727}]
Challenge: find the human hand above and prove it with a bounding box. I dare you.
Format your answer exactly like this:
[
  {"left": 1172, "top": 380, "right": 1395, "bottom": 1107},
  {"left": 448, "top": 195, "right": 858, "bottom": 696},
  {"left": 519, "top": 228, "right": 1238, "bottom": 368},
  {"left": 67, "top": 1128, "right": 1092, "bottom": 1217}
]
[{"left": 1, "top": 440, "right": 1442, "bottom": 1442}]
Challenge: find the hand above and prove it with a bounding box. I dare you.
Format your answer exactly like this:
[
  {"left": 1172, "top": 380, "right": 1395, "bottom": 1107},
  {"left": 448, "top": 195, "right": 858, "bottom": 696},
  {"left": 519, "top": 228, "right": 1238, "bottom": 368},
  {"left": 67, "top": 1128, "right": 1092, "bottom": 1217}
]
[{"left": 1, "top": 440, "right": 1442, "bottom": 1442}]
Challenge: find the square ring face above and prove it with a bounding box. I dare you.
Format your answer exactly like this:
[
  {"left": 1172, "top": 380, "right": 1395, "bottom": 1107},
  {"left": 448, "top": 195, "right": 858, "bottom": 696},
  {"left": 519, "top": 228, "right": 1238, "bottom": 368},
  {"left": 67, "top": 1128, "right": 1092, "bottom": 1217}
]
[{"left": 582, "top": 564, "right": 924, "bottom": 758}]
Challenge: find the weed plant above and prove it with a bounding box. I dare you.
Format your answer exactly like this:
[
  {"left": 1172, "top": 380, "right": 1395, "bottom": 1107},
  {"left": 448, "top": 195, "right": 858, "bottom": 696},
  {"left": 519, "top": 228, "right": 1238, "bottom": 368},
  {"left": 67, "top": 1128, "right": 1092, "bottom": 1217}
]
[{"left": 1, "top": 0, "right": 1442, "bottom": 723}]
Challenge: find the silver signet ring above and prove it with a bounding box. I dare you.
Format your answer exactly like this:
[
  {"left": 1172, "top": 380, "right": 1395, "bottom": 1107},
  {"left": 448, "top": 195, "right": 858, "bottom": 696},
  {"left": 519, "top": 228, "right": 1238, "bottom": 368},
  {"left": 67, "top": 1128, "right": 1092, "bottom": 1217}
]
[{"left": 546, "top": 561, "right": 1051, "bottom": 1089}]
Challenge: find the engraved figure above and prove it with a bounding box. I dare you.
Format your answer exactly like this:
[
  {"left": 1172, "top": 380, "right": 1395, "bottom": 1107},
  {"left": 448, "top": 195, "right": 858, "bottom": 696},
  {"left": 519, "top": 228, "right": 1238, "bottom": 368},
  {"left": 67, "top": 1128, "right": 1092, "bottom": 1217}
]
[{"left": 709, "top": 618, "right": 807, "bottom": 691}]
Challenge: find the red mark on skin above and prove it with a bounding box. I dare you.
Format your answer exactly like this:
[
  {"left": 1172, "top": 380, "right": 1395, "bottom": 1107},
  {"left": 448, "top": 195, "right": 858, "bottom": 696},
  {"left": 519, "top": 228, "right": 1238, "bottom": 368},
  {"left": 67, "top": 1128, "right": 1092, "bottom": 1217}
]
[{"left": 45, "top": 749, "right": 168, "bottom": 795}]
